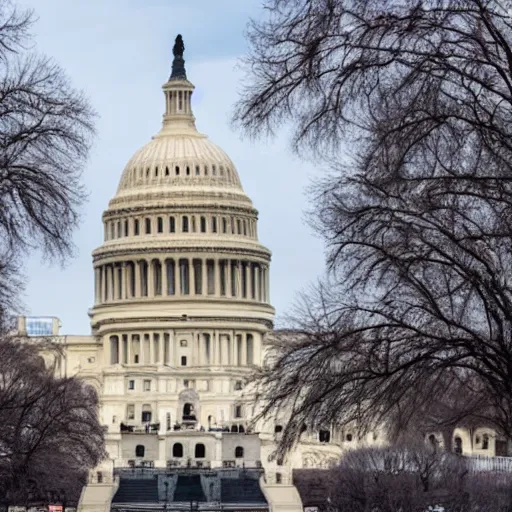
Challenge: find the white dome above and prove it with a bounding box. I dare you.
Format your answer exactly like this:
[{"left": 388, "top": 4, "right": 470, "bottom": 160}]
[
  {"left": 116, "top": 131, "right": 243, "bottom": 193},
  {"left": 115, "top": 75, "right": 243, "bottom": 197}
]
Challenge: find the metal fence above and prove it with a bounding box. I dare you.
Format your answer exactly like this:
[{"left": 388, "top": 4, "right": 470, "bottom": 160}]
[{"left": 467, "top": 455, "right": 512, "bottom": 473}]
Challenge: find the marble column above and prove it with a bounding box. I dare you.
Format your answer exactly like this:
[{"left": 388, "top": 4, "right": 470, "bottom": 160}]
[
  {"left": 113, "top": 264, "right": 119, "bottom": 300},
  {"left": 202, "top": 259, "right": 207, "bottom": 295},
  {"left": 254, "top": 265, "right": 260, "bottom": 302},
  {"left": 227, "top": 260, "right": 232, "bottom": 298},
  {"left": 106, "top": 265, "right": 113, "bottom": 301},
  {"left": 148, "top": 260, "right": 155, "bottom": 297},
  {"left": 161, "top": 259, "right": 168, "bottom": 296},
  {"left": 241, "top": 336, "right": 247, "bottom": 366},
  {"left": 95, "top": 268, "right": 101, "bottom": 303},
  {"left": 245, "top": 262, "right": 251, "bottom": 299},
  {"left": 190, "top": 258, "right": 196, "bottom": 296},
  {"left": 135, "top": 261, "right": 141, "bottom": 298},
  {"left": 215, "top": 259, "right": 221, "bottom": 296},
  {"left": 121, "top": 263, "right": 127, "bottom": 299}
]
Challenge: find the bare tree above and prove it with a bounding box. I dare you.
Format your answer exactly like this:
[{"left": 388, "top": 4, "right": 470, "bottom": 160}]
[
  {"left": 0, "top": 335, "right": 105, "bottom": 504},
  {"left": 308, "top": 442, "right": 511, "bottom": 512},
  {"left": 237, "top": 0, "right": 512, "bottom": 452},
  {"left": 0, "top": 1, "right": 95, "bottom": 324}
]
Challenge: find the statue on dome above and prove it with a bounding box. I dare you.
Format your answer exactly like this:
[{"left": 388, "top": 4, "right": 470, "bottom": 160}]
[{"left": 173, "top": 34, "right": 185, "bottom": 58}]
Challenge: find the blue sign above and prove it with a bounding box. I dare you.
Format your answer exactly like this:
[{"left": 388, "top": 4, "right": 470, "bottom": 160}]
[{"left": 25, "top": 317, "right": 55, "bottom": 336}]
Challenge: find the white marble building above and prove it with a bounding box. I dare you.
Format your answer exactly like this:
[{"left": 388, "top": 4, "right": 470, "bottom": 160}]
[{"left": 14, "top": 38, "right": 502, "bottom": 497}]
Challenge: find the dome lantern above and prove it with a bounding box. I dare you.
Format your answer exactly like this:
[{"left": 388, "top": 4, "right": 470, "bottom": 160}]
[{"left": 161, "top": 34, "right": 196, "bottom": 134}]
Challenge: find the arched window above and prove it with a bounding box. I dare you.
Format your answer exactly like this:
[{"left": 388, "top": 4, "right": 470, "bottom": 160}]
[
  {"left": 145, "top": 218, "right": 151, "bottom": 234},
  {"left": 346, "top": 433, "right": 353, "bottom": 442},
  {"left": 186, "top": 166, "right": 190, "bottom": 176},
  {"left": 175, "top": 166, "right": 180, "bottom": 176},
  {"left": 428, "top": 434, "right": 438, "bottom": 451},
  {"left": 238, "top": 425, "right": 245, "bottom": 433},
  {"left": 454, "top": 436, "right": 463, "bottom": 455},
  {"left": 195, "top": 443, "right": 206, "bottom": 458},
  {"left": 212, "top": 217, "right": 217, "bottom": 233},
  {"left": 212, "top": 165, "right": 217, "bottom": 176},
  {"left": 222, "top": 218, "right": 227, "bottom": 233},
  {"left": 157, "top": 217, "right": 163, "bottom": 233},
  {"left": 165, "top": 166, "right": 170, "bottom": 176},
  {"left": 124, "top": 219, "right": 129, "bottom": 237},
  {"left": 195, "top": 165, "right": 200, "bottom": 176},
  {"left": 135, "top": 445, "right": 145, "bottom": 458},
  {"left": 319, "top": 430, "right": 330, "bottom": 443},
  {"left": 274, "top": 425, "right": 283, "bottom": 433},
  {"left": 173, "top": 443, "right": 183, "bottom": 458},
  {"left": 482, "top": 434, "right": 489, "bottom": 450},
  {"left": 134, "top": 219, "right": 140, "bottom": 235},
  {"left": 200, "top": 217, "right": 206, "bottom": 233},
  {"left": 237, "top": 219, "right": 241, "bottom": 234},
  {"left": 169, "top": 216, "right": 176, "bottom": 233},
  {"left": 235, "top": 446, "right": 244, "bottom": 458},
  {"left": 231, "top": 425, "right": 238, "bottom": 433},
  {"left": 183, "top": 403, "right": 196, "bottom": 421},
  {"left": 182, "top": 216, "right": 189, "bottom": 233}
]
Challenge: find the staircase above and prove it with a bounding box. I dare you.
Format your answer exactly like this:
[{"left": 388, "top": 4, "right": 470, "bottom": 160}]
[
  {"left": 112, "top": 478, "right": 159, "bottom": 503},
  {"left": 172, "top": 475, "right": 207, "bottom": 502},
  {"left": 221, "top": 478, "right": 267, "bottom": 504}
]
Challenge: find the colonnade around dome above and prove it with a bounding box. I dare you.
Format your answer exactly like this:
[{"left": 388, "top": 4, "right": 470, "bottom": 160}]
[{"left": 94, "top": 257, "right": 270, "bottom": 305}]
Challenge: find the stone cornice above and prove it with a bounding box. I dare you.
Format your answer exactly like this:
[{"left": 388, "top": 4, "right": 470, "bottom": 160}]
[
  {"left": 103, "top": 202, "right": 259, "bottom": 220},
  {"left": 92, "top": 315, "right": 274, "bottom": 332},
  {"left": 92, "top": 244, "right": 272, "bottom": 262}
]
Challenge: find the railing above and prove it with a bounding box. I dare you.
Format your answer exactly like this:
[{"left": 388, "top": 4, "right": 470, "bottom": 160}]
[
  {"left": 467, "top": 455, "right": 512, "bottom": 473},
  {"left": 127, "top": 460, "right": 155, "bottom": 468},
  {"left": 120, "top": 423, "right": 160, "bottom": 433},
  {"left": 114, "top": 465, "right": 264, "bottom": 479}
]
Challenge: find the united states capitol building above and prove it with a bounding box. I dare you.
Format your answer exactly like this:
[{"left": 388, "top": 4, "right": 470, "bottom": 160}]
[{"left": 15, "top": 36, "right": 504, "bottom": 512}]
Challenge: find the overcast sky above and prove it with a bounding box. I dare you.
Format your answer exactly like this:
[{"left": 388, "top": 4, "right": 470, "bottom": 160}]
[{"left": 17, "top": 0, "right": 326, "bottom": 334}]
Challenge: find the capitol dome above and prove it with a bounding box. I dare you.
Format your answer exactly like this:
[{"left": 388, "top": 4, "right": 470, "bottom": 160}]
[
  {"left": 116, "top": 132, "right": 243, "bottom": 195},
  {"left": 112, "top": 46, "right": 245, "bottom": 207}
]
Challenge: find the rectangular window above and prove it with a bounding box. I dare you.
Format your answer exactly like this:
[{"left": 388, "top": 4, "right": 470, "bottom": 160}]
[
  {"left": 181, "top": 356, "right": 187, "bottom": 366},
  {"left": 128, "top": 380, "right": 135, "bottom": 390},
  {"left": 143, "top": 379, "right": 151, "bottom": 391},
  {"left": 235, "top": 380, "right": 243, "bottom": 391},
  {"left": 170, "top": 216, "right": 176, "bottom": 233},
  {"left": 127, "top": 404, "right": 135, "bottom": 420},
  {"left": 234, "top": 405, "right": 242, "bottom": 418},
  {"left": 157, "top": 217, "right": 163, "bottom": 233}
]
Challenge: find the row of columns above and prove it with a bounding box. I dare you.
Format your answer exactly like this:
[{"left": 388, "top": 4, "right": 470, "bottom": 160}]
[
  {"left": 95, "top": 258, "right": 270, "bottom": 305},
  {"left": 108, "top": 331, "right": 257, "bottom": 367}
]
